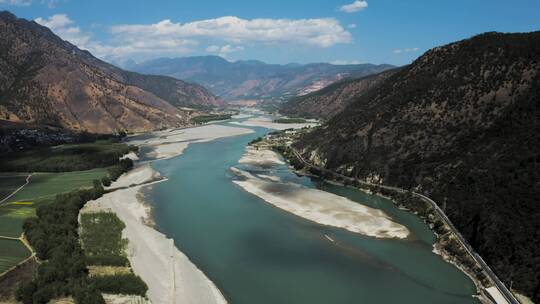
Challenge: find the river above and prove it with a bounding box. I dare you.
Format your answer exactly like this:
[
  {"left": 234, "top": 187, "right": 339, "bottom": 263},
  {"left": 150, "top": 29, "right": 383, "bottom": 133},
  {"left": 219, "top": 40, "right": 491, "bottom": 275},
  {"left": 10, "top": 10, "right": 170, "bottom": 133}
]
[{"left": 145, "top": 117, "right": 479, "bottom": 304}]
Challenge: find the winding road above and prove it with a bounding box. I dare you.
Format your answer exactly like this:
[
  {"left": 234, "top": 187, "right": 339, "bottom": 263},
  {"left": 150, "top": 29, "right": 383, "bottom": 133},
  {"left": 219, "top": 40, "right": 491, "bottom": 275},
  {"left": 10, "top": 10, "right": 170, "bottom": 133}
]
[{"left": 289, "top": 147, "right": 519, "bottom": 304}]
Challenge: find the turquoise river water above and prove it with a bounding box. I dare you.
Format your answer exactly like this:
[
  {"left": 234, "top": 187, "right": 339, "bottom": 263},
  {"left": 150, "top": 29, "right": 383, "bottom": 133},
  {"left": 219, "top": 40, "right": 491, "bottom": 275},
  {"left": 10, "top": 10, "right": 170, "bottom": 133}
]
[{"left": 146, "top": 118, "right": 479, "bottom": 304}]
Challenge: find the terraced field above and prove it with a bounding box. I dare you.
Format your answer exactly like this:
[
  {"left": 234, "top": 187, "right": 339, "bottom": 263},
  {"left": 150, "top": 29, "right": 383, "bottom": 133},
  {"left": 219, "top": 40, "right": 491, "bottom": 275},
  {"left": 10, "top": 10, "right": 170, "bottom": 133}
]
[{"left": 0, "top": 239, "right": 31, "bottom": 274}]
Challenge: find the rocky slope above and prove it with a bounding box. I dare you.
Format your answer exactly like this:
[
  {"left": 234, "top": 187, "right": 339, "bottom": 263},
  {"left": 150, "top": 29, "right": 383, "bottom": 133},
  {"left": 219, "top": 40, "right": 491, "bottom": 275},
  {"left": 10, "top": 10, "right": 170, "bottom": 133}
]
[
  {"left": 294, "top": 31, "right": 540, "bottom": 301},
  {"left": 280, "top": 69, "right": 398, "bottom": 119},
  {"left": 127, "top": 56, "right": 394, "bottom": 101},
  {"left": 0, "top": 11, "right": 220, "bottom": 134}
]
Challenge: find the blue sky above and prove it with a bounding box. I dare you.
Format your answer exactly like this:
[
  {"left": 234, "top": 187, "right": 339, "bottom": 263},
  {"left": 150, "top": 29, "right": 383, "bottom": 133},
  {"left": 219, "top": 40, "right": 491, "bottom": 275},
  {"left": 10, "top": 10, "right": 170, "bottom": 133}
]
[{"left": 2, "top": 0, "right": 540, "bottom": 66}]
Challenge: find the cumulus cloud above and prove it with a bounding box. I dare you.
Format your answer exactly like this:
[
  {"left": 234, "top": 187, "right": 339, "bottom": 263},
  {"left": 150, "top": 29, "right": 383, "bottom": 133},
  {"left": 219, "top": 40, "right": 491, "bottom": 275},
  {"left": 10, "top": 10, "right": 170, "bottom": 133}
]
[
  {"left": 339, "top": 1, "right": 368, "bottom": 13},
  {"left": 0, "top": 0, "right": 32, "bottom": 6},
  {"left": 35, "top": 14, "right": 91, "bottom": 45},
  {"left": 35, "top": 14, "right": 196, "bottom": 59},
  {"left": 347, "top": 23, "right": 357, "bottom": 29},
  {"left": 331, "top": 59, "right": 362, "bottom": 65},
  {"left": 34, "top": 14, "right": 351, "bottom": 61},
  {"left": 206, "top": 44, "right": 244, "bottom": 58},
  {"left": 111, "top": 16, "right": 351, "bottom": 48},
  {"left": 393, "top": 47, "right": 420, "bottom": 54}
]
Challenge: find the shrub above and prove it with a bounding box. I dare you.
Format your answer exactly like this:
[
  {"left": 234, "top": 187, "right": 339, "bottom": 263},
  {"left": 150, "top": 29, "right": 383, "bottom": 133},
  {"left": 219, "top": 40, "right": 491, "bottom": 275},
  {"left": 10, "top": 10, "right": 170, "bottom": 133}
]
[{"left": 89, "top": 274, "right": 148, "bottom": 296}]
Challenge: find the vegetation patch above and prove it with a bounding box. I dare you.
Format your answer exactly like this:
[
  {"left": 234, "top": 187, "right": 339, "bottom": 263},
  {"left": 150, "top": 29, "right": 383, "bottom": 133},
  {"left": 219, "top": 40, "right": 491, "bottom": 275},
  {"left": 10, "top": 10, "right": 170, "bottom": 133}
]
[
  {"left": 273, "top": 118, "right": 307, "bottom": 124},
  {"left": 0, "top": 140, "right": 136, "bottom": 172},
  {"left": 17, "top": 185, "right": 107, "bottom": 304},
  {"left": 80, "top": 212, "right": 129, "bottom": 267},
  {"left": 87, "top": 266, "right": 131, "bottom": 277},
  {"left": 191, "top": 114, "right": 232, "bottom": 124},
  {"left": 80, "top": 212, "right": 148, "bottom": 296},
  {"left": 0, "top": 239, "right": 31, "bottom": 274},
  {"left": 89, "top": 274, "right": 148, "bottom": 297}
]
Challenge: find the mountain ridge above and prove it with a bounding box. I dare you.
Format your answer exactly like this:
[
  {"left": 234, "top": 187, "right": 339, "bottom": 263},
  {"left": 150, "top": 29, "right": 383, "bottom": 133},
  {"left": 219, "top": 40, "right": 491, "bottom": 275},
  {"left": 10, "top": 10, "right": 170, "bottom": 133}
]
[
  {"left": 280, "top": 68, "right": 400, "bottom": 119},
  {"left": 294, "top": 31, "right": 540, "bottom": 301},
  {"left": 0, "top": 11, "right": 220, "bottom": 134},
  {"left": 127, "top": 55, "right": 395, "bottom": 101}
]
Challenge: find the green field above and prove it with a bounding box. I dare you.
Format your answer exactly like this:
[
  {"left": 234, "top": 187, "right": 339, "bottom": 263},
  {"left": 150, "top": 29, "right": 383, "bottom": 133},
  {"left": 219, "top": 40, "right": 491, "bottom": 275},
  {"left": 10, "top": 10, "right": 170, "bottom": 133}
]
[
  {"left": 0, "top": 169, "right": 107, "bottom": 238},
  {"left": 0, "top": 174, "right": 28, "bottom": 201},
  {"left": 8, "top": 169, "right": 107, "bottom": 203},
  {"left": 0, "top": 239, "right": 31, "bottom": 274}
]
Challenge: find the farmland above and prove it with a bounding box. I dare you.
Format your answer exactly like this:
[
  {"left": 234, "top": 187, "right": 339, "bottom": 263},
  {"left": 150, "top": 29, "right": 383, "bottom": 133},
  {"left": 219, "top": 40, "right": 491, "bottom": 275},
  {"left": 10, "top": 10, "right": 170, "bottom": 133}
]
[
  {"left": 0, "top": 174, "right": 28, "bottom": 201},
  {"left": 0, "top": 169, "right": 108, "bottom": 238},
  {"left": 0, "top": 239, "right": 31, "bottom": 274}
]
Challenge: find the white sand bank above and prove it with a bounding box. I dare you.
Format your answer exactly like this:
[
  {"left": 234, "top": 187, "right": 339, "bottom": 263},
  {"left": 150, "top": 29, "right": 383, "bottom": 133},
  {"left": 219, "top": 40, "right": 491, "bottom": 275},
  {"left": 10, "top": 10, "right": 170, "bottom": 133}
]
[
  {"left": 85, "top": 174, "right": 227, "bottom": 304},
  {"left": 231, "top": 167, "right": 409, "bottom": 239},
  {"left": 231, "top": 114, "right": 253, "bottom": 119},
  {"left": 105, "top": 163, "right": 163, "bottom": 190},
  {"left": 238, "top": 146, "right": 285, "bottom": 168},
  {"left": 129, "top": 124, "right": 253, "bottom": 160},
  {"left": 231, "top": 116, "right": 318, "bottom": 130}
]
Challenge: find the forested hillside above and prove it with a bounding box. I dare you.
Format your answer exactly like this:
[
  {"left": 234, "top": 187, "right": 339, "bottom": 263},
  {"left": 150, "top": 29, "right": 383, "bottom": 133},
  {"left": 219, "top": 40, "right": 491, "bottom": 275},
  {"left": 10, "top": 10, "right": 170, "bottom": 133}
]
[{"left": 294, "top": 31, "right": 540, "bottom": 301}]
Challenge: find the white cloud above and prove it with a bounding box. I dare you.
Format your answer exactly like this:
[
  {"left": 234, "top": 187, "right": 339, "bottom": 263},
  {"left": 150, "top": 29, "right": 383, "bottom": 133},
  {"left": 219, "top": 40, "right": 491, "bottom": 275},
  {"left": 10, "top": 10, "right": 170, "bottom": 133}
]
[
  {"left": 35, "top": 14, "right": 196, "bottom": 59},
  {"left": 339, "top": 1, "right": 368, "bottom": 13},
  {"left": 0, "top": 0, "right": 32, "bottom": 6},
  {"left": 347, "top": 23, "right": 357, "bottom": 29},
  {"left": 34, "top": 14, "right": 351, "bottom": 61},
  {"left": 205, "top": 45, "right": 220, "bottom": 53},
  {"left": 42, "top": 0, "right": 64, "bottom": 8},
  {"left": 331, "top": 59, "right": 362, "bottom": 65},
  {"left": 35, "top": 14, "right": 90, "bottom": 45},
  {"left": 393, "top": 47, "right": 420, "bottom": 54},
  {"left": 111, "top": 16, "right": 352, "bottom": 48},
  {"left": 206, "top": 44, "right": 244, "bottom": 58}
]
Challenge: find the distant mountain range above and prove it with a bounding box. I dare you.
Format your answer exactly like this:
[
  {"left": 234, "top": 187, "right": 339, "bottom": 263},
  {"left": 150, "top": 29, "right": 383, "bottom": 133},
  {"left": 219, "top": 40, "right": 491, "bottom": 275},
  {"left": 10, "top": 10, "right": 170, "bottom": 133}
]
[
  {"left": 126, "top": 56, "right": 394, "bottom": 101},
  {"left": 0, "top": 11, "right": 221, "bottom": 134},
  {"left": 292, "top": 31, "right": 540, "bottom": 301},
  {"left": 280, "top": 68, "right": 399, "bottom": 119}
]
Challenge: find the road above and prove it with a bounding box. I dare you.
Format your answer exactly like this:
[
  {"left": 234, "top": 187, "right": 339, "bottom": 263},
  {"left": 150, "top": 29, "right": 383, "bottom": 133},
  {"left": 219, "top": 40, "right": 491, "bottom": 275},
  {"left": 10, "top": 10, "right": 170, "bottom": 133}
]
[
  {"left": 0, "top": 173, "right": 33, "bottom": 205},
  {"left": 289, "top": 147, "right": 519, "bottom": 304}
]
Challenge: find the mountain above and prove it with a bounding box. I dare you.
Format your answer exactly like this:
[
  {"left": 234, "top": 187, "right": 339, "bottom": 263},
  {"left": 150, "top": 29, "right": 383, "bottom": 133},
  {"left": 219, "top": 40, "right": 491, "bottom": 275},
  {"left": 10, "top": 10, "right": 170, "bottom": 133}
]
[
  {"left": 280, "top": 69, "right": 399, "bottom": 119},
  {"left": 127, "top": 56, "right": 395, "bottom": 101},
  {"left": 294, "top": 32, "right": 540, "bottom": 300},
  {"left": 0, "top": 11, "right": 220, "bottom": 134}
]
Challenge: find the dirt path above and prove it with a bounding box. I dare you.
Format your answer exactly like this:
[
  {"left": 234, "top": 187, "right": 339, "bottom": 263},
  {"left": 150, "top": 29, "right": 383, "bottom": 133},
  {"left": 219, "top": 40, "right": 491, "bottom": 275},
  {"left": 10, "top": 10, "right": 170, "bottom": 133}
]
[{"left": 0, "top": 173, "right": 34, "bottom": 206}]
